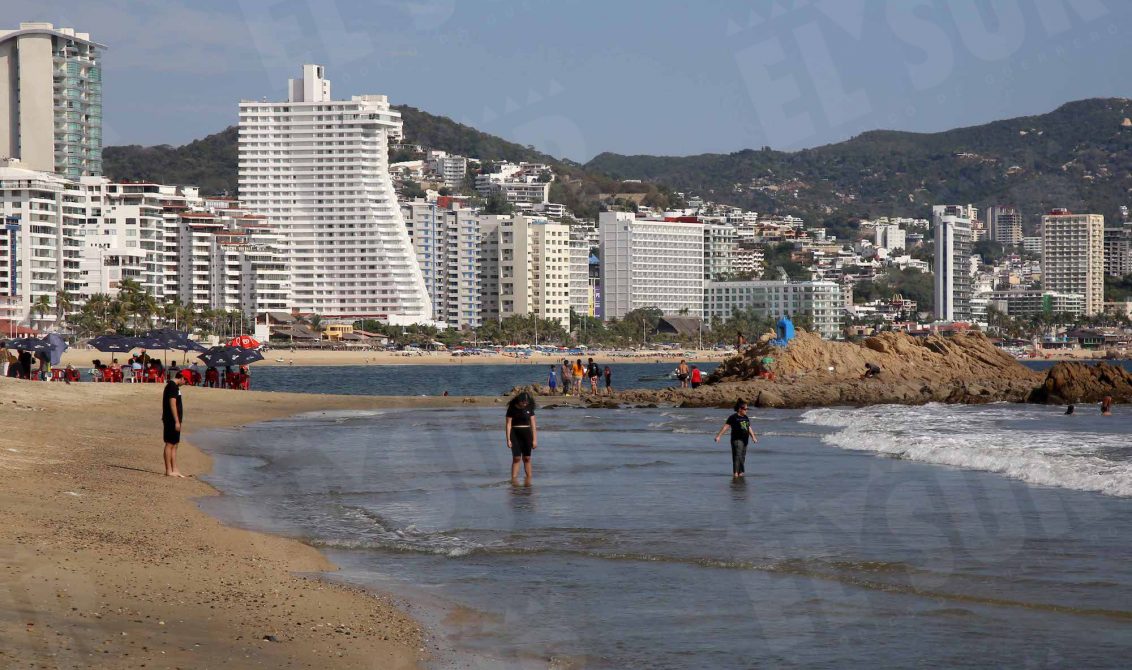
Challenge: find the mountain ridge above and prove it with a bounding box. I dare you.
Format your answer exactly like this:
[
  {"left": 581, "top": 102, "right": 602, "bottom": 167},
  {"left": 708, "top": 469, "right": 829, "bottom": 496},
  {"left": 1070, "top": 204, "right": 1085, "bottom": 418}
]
[{"left": 103, "top": 97, "right": 1132, "bottom": 227}]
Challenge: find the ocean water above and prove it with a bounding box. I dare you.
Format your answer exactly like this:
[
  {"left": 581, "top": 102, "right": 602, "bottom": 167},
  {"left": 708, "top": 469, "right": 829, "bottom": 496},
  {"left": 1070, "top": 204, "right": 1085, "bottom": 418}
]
[
  {"left": 246, "top": 362, "right": 716, "bottom": 396},
  {"left": 195, "top": 403, "right": 1132, "bottom": 669}
]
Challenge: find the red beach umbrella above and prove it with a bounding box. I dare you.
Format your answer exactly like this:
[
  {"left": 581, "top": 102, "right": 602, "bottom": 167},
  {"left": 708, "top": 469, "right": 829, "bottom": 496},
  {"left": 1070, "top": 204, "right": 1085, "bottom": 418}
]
[{"left": 228, "top": 334, "right": 260, "bottom": 349}]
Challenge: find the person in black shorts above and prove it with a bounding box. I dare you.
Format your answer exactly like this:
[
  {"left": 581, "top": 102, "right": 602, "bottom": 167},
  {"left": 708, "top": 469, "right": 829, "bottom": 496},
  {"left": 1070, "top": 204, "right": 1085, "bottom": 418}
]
[
  {"left": 603, "top": 365, "right": 613, "bottom": 396},
  {"left": 505, "top": 391, "right": 538, "bottom": 484},
  {"left": 162, "top": 374, "right": 189, "bottom": 478},
  {"left": 714, "top": 398, "right": 758, "bottom": 478}
]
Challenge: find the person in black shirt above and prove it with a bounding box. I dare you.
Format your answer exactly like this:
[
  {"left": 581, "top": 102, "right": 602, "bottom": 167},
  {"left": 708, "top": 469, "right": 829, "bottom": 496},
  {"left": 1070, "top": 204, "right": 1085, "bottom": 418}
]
[
  {"left": 505, "top": 391, "right": 538, "bottom": 484},
  {"left": 714, "top": 399, "right": 758, "bottom": 478},
  {"left": 162, "top": 375, "right": 188, "bottom": 477}
]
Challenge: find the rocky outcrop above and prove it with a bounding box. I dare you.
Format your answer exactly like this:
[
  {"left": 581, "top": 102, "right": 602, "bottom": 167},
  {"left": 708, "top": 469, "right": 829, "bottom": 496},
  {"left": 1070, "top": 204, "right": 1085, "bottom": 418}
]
[
  {"left": 1029, "top": 361, "right": 1132, "bottom": 404},
  {"left": 508, "top": 332, "right": 1132, "bottom": 410},
  {"left": 708, "top": 330, "right": 1036, "bottom": 386}
]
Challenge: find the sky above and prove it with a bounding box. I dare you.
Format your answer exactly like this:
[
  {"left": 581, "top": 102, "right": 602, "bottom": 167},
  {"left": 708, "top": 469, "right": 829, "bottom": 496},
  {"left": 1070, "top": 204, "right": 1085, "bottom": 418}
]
[{"left": 9, "top": 0, "right": 1130, "bottom": 161}]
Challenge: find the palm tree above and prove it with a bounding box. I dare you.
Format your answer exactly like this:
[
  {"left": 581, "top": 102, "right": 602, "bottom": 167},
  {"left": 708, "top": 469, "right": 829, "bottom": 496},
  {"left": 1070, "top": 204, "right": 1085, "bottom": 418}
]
[
  {"left": 31, "top": 295, "right": 52, "bottom": 329},
  {"left": 54, "top": 289, "right": 73, "bottom": 328}
]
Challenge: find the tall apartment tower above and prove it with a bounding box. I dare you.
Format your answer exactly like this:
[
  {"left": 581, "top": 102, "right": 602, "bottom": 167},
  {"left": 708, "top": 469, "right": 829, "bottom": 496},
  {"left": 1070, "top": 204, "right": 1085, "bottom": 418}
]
[
  {"left": 1042, "top": 210, "right": 1104, "bottom": 315},
  {"left": 238, "top": 64, "right": 431, "bottom": 323},
  {"left": 1103, "top": 220, "right": 1132, "bottom": 278},
  {"left": 402, "top": 199, "right": 481, "bottom": 329},
  {"left": 599, "top": 211, "right": 704, "bottom": 320},
  {"left": 985, "top": 206, "right": 1023, "bottom": 246},
  {"left": 933, "top": 205, "right": 973, "bottom": 322},
  {"left": 0, "top": 23, "right": 104, "bottom": 178},
  {"left": 477, "top": 215, "right": 571, "bottom": 329}
]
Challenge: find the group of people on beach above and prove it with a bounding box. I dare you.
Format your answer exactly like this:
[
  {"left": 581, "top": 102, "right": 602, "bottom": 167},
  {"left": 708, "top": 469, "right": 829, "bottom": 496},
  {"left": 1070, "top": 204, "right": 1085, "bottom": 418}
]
[
  {"left": 675, "top": 360, "right": 704, "bottom": 389},
  {"left": 504, "top": 392, "right": 758, "bottom": 484},
  {"left": 83, "top": 355, "right": 251, "bottom": 389},
  {"left": 548, "top": 357, "right": 613, "bottom": 396}
]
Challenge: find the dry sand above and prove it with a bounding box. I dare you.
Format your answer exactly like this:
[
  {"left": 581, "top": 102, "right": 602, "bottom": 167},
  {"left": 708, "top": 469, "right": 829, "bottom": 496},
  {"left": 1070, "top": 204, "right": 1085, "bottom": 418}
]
[
  {"left": 60, "top": 347, "right": 732, "bottom": 369},
  {"left": 0, "top": 378, "right": 496, "bottom": 668}
]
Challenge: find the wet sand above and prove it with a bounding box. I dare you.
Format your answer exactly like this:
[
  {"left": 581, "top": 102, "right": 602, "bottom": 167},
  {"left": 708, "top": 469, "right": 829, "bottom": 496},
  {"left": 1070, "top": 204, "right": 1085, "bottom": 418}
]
[{"left": 0, "top": 377, "right": 495, "bottom": 668}]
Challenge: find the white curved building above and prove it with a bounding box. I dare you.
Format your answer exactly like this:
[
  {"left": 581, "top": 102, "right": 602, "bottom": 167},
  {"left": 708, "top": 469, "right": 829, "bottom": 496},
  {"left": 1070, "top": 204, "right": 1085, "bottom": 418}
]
[{"left": 238, "top": 64, "right": 431, "bottom": 323}]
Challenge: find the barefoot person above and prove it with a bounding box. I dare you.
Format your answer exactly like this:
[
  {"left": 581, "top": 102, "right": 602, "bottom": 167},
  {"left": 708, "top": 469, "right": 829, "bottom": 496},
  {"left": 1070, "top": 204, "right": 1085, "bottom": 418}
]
[
  {"left": 505, "top": 391, "right": 538, "bottom": 484},
  {"left": 714, "top": 399, "right": 758, "bottom": 478},
  {"left": 162, "top": 373, "right": 189, "bottom": 477}
]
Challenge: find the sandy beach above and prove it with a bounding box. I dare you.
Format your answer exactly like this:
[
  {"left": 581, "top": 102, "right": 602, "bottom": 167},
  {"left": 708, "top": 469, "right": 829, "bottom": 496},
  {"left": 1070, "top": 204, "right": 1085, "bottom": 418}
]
[
  {"left": 0, "top": 377, "right": 494, "bottom": 668},
  {"left": 53, "top": 345, "right": 1123, "bottom": 371},
  {"left": 58, "top": 347, "right": 733, "bottom": 369}
]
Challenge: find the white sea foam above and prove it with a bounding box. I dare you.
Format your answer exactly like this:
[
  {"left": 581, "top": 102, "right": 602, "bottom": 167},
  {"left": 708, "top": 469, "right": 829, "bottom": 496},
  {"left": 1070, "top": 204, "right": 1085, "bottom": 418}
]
[{"left": 800, "top": 404, "right": 1132, "bottom": 497}]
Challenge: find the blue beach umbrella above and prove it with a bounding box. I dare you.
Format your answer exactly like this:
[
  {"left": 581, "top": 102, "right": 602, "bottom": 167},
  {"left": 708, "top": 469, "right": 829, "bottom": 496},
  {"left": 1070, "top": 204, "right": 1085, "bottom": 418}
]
[
  {"left": 3, "top": 337, "right": 53, "bottom": 353},
  {"left": 198, "top": 346, "right": 262, "bottom": 368},
  {"left": 45, "top": 333, "right": 68, "bottom": 366},
  {"left": 89, "top": 334, "right": 139, "bottom": 353}
]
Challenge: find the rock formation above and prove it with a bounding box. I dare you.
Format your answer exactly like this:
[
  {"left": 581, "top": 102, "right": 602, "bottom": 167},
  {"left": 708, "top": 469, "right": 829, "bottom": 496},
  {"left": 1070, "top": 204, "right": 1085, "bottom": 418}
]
[
  {"left": 1029, "top": 361, "right": 1132, "bottom": 404},
  {"left": 510, "top": 331, "right": 1132, "bottom": 410}
]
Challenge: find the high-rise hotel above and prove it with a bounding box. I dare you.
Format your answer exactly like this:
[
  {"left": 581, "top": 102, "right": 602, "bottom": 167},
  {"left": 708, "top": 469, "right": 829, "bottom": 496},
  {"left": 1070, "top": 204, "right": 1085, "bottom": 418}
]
[
  {"left": 238, "top": 64, "right": 431, "bottom": 323},
  {"left": 0, "top": 22, "right": 104, "bottom": 178},
  {"left": 1042, "top": 210, "right": 1104, "bottom": 316}
]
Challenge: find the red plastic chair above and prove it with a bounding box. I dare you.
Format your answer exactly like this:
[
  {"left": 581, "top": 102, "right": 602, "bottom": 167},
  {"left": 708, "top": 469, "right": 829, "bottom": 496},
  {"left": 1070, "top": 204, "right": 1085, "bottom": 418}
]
[
  {"left": 51, "top": 369, "right": 65, "bottom": 382},
  {"left": 66, "top": 368, "right": 81, "bottom": 383},
  {"left": 101, "top": 368, "right": 115, "bottom": 383},
  {"left": 113, "top": 369, "right": 124, "bottom": 383},
  {"left": 132, "top": 369, "right": 143, "bottom": 383},
  {"left": 147, "top": 368, "right": 158, "bottom": 383}
]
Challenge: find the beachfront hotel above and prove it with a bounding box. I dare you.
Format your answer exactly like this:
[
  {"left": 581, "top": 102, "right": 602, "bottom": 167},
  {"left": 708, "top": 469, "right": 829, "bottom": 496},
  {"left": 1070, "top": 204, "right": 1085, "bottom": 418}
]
[
  {"left": 599, "top": 211, "right": 704, "bottom": 320},
  {"left": 1041, "top": 210, "right": 1105, "bottom": 316},
  {"left": 703, "top": 279, "right": 845, "bottom": 339},
  {"left": 478, "top": 214, "right": 571, "bottom": 330},
  {"left": 932, "top": 205, "right": 974, "bottom": 322},
  {"left": 238, "top": 64, "right": 431, "bottom": 324},
  {"left": 402, "top": 198, "right": 481, "bottom": 329},
  {"left": 0, "top": 23, "right": 104, "bottom": 179}
]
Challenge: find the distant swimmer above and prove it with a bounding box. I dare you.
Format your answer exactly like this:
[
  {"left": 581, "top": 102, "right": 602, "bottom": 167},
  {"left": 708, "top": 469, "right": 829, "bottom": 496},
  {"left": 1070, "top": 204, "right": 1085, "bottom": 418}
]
[
  {"left": 505, "top": 391, "right": 538, "bottom": 484},
  {"left": 714, "top": 399, "right": 758, "bottom": 478},
  {"left": 1065, "top": 404, "right": 1075, "bottom": 415},
  {"left": 1102, "top": 396, "right": 1113, "bottom": 416},
  {"left": 861, "top": 363, "right": 881, "bottom": 380}
]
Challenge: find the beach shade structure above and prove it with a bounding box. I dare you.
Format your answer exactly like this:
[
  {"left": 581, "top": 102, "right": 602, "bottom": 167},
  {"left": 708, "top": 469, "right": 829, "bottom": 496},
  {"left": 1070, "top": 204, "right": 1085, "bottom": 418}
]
[
  {"left": 228, "top": 334, "right": 260, "bottom": 349},
  {"left": 45, "top": 333, "right": 68, "bottom": 367},
  {"left": 142, "top": 329, "right": 207, "bottom": 352},
  {"left": 198, "top": 346, "right": 264, "bottom": 368},
  {"left": 2, "top": 336, "right": 53, "bottom": 353},
  {"left": 233, "top": 347, "right": 264, "bottom": 365},
  {"left": 88, "top": 334, "right": 140, "bottom": 353}
]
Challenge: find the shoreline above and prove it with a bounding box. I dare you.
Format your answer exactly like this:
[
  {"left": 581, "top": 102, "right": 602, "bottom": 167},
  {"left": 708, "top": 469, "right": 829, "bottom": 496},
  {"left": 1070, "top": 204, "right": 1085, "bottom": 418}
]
[
  {"left": 59, "top": 348, "right": 733, "bottom": 369},
  {"left": 0, "top": 377, "right": 498, "bottom": 668}
]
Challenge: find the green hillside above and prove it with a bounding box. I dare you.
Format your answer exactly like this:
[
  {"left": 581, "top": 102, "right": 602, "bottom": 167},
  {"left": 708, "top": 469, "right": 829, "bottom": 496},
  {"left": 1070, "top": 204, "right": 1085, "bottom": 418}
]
[{"left": 584, "top": 98, "right": 1132, "bottom": 229}]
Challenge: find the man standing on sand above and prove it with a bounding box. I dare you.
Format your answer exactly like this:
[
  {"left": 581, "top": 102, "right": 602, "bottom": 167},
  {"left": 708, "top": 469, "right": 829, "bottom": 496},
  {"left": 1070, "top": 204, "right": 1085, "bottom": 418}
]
[{"left": 162, "top": 373, "right": 188, "bottom": 477}]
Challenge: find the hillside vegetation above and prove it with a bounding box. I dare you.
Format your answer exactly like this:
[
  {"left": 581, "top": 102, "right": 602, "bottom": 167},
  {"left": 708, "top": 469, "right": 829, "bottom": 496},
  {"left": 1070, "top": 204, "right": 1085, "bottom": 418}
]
[
  {"left": 104, "top": 98, "right": 1132, "bottom": 229},
  {"left": 585, "top": 98, "right": 1132, "bottom": 229}
]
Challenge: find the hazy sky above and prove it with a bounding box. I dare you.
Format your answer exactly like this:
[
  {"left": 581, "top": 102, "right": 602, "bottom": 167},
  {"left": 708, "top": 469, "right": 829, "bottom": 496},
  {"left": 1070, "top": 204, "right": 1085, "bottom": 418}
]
[{"left": 10, "top": 0, "right": 1129, "bottom": 161}]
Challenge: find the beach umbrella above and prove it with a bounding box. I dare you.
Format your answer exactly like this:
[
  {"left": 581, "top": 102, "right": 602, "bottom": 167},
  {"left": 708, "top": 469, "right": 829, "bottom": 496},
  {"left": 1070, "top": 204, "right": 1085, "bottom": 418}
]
[
  {"left": 198, "top": 346, "right": 262, "bottom": 368},
  {"left": 143, "top": 329, "right": 206, "bottom": 352},
  {"left": 45, "top": 333, "right": 68, "bottom": 367},
  {"left": 228, "top": 334, "right": 260, "bottom": 349},
  {"left": 3, "top": 337, "right": 53, "bottom": 353},
  {"left": 232, "top": 347, "right": 264, "bottom": 365},
  {"left": 88, "top": 334, "right": 139, "bottom": 353}
]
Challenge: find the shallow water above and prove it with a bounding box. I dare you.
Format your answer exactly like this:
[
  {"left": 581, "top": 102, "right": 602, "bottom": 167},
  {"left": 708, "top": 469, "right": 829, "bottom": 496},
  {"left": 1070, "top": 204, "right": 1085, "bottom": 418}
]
[
  {"left": 245, "top": 362, "right": 716, "bottom": 396},
  {"left": 196, "top": 404, "right": 1132, "bottom": 668}
]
